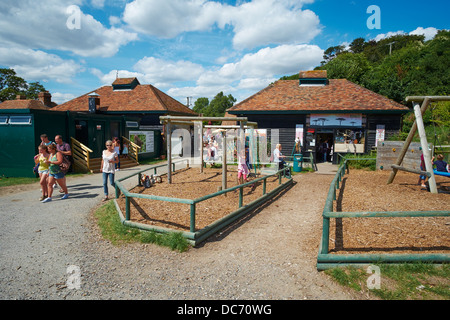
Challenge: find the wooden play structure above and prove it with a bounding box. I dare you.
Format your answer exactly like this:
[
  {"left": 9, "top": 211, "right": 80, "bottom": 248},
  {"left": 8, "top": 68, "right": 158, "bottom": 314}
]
[
  {"left": 387, "top": 96, "right": 450, "bottom": 193},
  {"left": 159, "top": 115, "right": 259, "bottom": 188}
]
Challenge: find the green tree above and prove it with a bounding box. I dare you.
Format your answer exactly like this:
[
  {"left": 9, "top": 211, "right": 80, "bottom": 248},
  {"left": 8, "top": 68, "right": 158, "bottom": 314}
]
[
  {"left": 349, "top": 37, "right": 366, "bottom": 54},
  {"left": 0, "top": 68, "right": 46, "bottom": 102},
  {"left": 209, "top": 92, "right": 236, "bottom": 117},
  {"left": 193, "top": 97, "right": 209, "bottom": 115},
  {"left": 192, "top": 92, "right": 236, "bottom": 118},
  {"left": 319, "top": 52, "right": 371, "bottom": 85}
]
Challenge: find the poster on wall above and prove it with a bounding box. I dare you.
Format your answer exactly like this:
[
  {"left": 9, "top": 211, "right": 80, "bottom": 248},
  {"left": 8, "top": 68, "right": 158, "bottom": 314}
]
[
  {"left": 375, "top": 125, "right": 385, "bottom": 147},
  {"left": 295, "top": 125, "right": 304, "bottom": 146},
  {"left": 129, "top": 131, "right": 154, "bottom": 153},
  {"left": 310, "top": 114, "right": 362, "bottom": 127}
]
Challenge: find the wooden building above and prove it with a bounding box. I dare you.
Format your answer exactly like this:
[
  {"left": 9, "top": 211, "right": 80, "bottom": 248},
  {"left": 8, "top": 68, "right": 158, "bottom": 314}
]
[{"left": 227, "top": 70, "right": 410, "bottom": 163}]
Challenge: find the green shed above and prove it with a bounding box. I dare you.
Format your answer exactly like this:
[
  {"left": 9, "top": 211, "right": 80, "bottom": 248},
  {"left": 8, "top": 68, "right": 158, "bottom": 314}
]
[{"left": 0, "top": 108, "right": 67, "bottom": 177}]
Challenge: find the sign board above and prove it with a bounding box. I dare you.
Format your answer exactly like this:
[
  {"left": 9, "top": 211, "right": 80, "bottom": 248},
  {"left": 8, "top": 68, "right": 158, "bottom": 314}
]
[
  {"left": 129, "top": 131, "right": 154, "bottom": 153},
  {"left": 310, "top": 114, "right": 362, "bottom": 128}
]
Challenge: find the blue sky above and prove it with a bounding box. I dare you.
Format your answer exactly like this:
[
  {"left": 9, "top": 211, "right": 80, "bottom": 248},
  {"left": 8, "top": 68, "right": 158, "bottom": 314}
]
[{"left": 0, "top": 0, "right": 448, "bottom": 106}]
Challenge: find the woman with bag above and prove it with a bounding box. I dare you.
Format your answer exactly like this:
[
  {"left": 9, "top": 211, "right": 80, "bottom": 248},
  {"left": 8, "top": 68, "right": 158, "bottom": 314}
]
[
  {"left": 101, "top": 140, "right": 119, "bottom": 202},
  {"left": 42, "top": 143, "right": 69, "bottom": 203}
]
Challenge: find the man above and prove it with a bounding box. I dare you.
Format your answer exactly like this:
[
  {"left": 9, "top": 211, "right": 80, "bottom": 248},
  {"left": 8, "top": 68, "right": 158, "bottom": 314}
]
[
  {"left": 40, "top": 134, "right": 52, "bottom": 146},
  {"left": 55, "top": 135, "right": 72, "bottom": 192},
  {"left": 55, "top": 135, "right": 72, "bottom": 161}
]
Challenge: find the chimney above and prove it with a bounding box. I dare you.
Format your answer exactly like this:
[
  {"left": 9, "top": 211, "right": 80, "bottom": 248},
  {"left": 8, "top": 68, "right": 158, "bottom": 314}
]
[
  {"left": 16, "top": 94, "right": 26, "bottom": 100},
  {"left": 88, "top": 92, "right": 100, "bottom": 113},
  {"left": 38, "top": 91, "right": 52, "bottom": 107}
]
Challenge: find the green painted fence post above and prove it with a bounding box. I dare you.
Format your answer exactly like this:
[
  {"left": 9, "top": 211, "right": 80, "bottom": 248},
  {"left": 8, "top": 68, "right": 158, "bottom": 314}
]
[
  {"left": 321, "top": 217, "right": 330, "bottom": 254},
  {"left": 125, "top": 196, "right": 130, "bottom": 221},
  {"left": 190, "top": 203, "right": 196, "bottom": 233},
  {"left": 239, "top": 187, "right": 243, "bottom": 208}
]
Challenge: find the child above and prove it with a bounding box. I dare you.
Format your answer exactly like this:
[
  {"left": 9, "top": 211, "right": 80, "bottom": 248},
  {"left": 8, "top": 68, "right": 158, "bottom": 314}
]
[
  {"left": 237, "top": 149, "right": 249, "bottom": 185},
  {"left": 432, "top": 154, "right": 448, "bottom": 172},
  {"left": 122, "top": 142, "right": 129, "bottom": 159}
]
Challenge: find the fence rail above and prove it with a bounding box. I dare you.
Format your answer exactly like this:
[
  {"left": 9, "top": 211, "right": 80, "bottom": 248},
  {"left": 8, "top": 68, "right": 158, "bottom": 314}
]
[
  {"left": 317, "top": 156, "right": 450, "bottom": 270},
  {"left": 71, "top": 137, "right": 93, "bottom": 173},
  {"left": 114, "top": 160, "right": 293, "bottom": 245}
]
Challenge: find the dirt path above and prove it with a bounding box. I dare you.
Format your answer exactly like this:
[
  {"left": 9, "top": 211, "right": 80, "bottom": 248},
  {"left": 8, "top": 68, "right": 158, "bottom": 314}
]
[{"left": 0, "top": 165, "right": 365, "bottom": 300}]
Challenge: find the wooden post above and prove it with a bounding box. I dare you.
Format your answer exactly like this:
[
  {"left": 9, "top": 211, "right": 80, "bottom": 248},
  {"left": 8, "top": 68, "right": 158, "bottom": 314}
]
[
  {"left": 167, "top": 121, "right": 172, "bottom": 184},
  {"left": 199, "top": 121, "right": 203, "bottom": 173},
  {"left": 413, "top": 102, "right": 437, "bottom": 193},
  {"left": 387, "top": 97, "right": 430, "bottom": 184},
  {"left": 222, "top": 131, "right": 227, "bottom": 191}
]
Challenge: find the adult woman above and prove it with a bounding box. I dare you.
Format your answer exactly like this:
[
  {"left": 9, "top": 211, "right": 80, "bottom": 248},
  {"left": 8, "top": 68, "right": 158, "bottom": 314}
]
[
  {"left": 101, "top": 140, "right": 119, "bottom": 202},
  {"left": 35, "top": 144, "right": 50, "bottom": 201},
  {"left": 273, "top": 144, "right": 286, "bottom": 170},
  {"left": 42, "top": 143, "right": 69, "bottom": 203}
]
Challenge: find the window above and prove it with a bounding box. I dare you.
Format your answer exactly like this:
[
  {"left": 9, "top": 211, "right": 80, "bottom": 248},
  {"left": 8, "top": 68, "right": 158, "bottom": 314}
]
[
  {"left": 334, "top": 129, "right": 365, "bottom": 153},
  {"left": 0, "top": 116, "right": 8, "bottom": 125},
  {"left": 9, "top": 115, "right": 32, "bottom": 125},
  {"left": 126, "top": 121, "right": 139, "bottom": 128}
]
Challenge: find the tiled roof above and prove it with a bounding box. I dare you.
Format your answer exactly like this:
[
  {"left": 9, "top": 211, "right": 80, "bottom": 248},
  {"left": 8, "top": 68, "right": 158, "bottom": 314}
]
[
  {"left": 228, "top": 79, "right": 409, "bottom": 113},
  {"left": 53, "top": 81, "right": 197, "bottom": 115},
  {"left": 0, "top": 99, "right": 50, "bottom": 110}
]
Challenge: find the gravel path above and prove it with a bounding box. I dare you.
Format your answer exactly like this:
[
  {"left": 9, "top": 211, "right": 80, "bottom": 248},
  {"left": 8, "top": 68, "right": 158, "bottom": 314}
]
[{"left": 0, "top": 163, "right": 363, "bottom": 300}]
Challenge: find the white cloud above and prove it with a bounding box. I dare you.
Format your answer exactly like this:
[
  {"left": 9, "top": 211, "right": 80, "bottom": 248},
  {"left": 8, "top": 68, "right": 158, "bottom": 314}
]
[
  {"left": 123, "top": 0, "right": 321, "bottom": 50},
  {"left": 51, "top": 92, "right": 77, "bottom": 104},
  {"left": 225, "top": 0, "right": 321, "bottom": 49},
  {"left": 373, "top": 27, "right": 440, "bottom": 42},
  {"left": 409, "top": 27, "right": 439, "bottom": 41},
  {"left": 0, "top": 0, "right": 137, "bottom": 57},
  {"left": 197, "top": 44, "right": 323, "bottom": 86},
  {"left": 373, "top": 31, "right": 406, "bottom": 42},
  {"left": 133, "top": 57, "right": 205, "bottom": 84},
  {"left": 0, "top": 47, "right": 82, "bottom": 84}
]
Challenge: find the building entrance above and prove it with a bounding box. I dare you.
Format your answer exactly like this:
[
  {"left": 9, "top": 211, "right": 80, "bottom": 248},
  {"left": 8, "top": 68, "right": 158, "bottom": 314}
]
[{"left": 316, "top": 132, "right": 334, "bottom": 163}]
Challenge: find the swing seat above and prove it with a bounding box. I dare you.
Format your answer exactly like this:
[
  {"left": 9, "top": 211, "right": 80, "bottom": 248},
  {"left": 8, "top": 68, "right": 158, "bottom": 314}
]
[{"left": 434, "top": 170, "right": 450, "bottom": 177}]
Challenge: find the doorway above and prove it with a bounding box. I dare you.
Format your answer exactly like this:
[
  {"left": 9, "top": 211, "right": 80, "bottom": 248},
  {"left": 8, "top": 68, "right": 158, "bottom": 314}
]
[
  {"left": 316, "top": 131, "right": 334, "bottom": 163},
  {"left": 93, "top": 121, "right": 106, "bottom": 158}
]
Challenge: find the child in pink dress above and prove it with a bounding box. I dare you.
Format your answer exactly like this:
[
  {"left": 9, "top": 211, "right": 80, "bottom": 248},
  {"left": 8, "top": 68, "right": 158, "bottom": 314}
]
[{"left": 237, "top": 150, "right": 249, "bottom": 185}]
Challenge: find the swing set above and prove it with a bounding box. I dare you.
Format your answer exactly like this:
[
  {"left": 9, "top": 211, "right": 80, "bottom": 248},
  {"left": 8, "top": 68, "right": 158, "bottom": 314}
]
[{"left": 387, "top": 96, "right": 450, "bottom": 192}]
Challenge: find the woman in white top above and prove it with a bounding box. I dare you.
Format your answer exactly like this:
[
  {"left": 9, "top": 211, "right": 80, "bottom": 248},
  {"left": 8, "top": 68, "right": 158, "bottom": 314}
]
[
  {"left": 273, "top": 144, "right": 286, "bottom": 170},
  {"left": 101, "top": 140, "right": 119, "bottom": 202}
]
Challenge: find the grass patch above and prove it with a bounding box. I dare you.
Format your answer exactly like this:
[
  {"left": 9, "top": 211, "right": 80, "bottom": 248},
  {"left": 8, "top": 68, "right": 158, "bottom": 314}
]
[
  {"left": 0, "top": 171, "right": 90, "bottom": 188},
  {"left": 339, "top": 155, "right": 377, "bottom": 171},
  {"left": 94, "top": 201, "right": 190, "bottom": 252},
  {"left": 325, "top": 263, "right": 450, "bottom": 300},
  {"left": 0, "top": 176, "right": 39, "bottom": 187}
]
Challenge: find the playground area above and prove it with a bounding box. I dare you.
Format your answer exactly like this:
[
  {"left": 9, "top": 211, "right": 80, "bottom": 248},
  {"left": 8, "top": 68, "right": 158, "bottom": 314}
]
[
  {"left": 116, "top": 166, "right": 290, "bottom": 232},
  {"left": 329, "top": 169, "right": 450, "bottom": 255}
]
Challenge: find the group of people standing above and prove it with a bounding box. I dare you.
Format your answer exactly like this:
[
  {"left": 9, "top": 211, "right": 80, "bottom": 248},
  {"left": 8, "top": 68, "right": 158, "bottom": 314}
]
[
  {"left": 34, "top": 134, "right": 72, "bottom": 203},
  {"left": 35, "top": 135, "right": 128, "bottom": 203}
]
